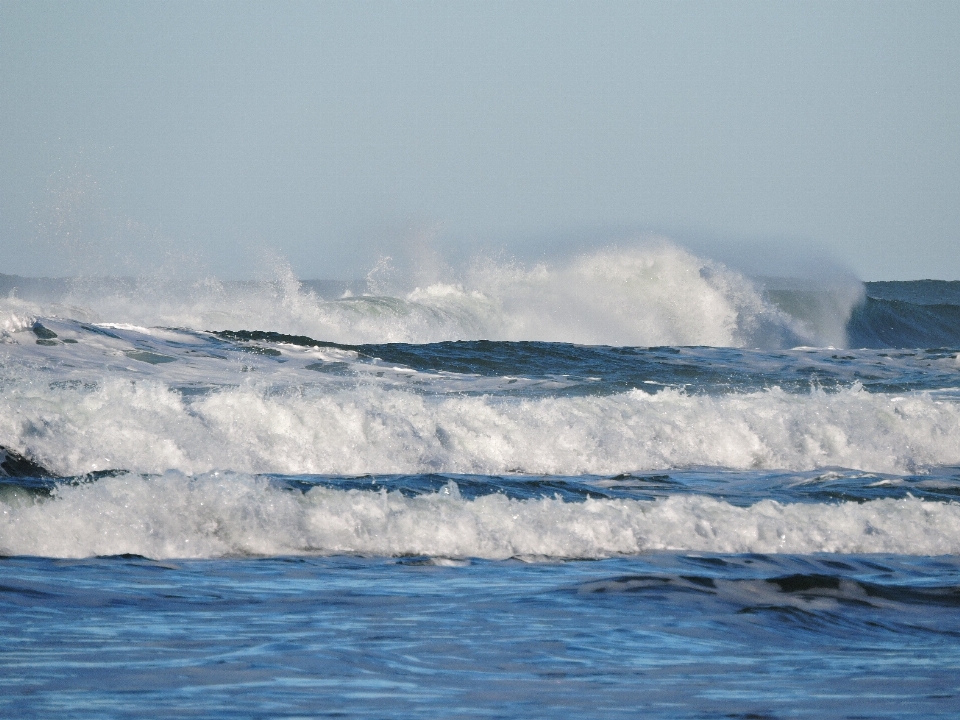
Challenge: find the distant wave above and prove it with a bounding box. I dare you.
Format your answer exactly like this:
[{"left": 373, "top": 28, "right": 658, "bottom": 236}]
[
  {"left": 848, "top": 295, "right": 960, "bottom": 349},
  {"left": 3, "top": 244, "right": 958, "bottom": 349},
  {"left": 0, "top": 244, "right": 849, "bottom": 348}
]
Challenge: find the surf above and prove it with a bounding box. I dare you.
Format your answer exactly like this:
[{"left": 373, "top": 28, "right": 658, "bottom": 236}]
[
  {"left": 3, "top": 473, "right": 959, "bottom": 559},
  {"left": 2, "top": 242, "right": 864, "bottom": 348}
]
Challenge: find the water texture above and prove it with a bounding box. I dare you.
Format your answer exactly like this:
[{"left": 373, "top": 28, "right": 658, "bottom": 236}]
[{"left": 2, "top": 245, "right": 959, "bottom": 717}]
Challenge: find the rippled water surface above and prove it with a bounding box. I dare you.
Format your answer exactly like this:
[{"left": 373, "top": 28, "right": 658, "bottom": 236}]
[{"left": 3, "top": 553, "right": 960, "bottom": 719}]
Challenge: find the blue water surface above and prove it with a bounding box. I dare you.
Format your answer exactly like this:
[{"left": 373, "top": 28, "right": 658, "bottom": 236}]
[{"left": 2, "top": 552, "right": 959, "bottom": 718}]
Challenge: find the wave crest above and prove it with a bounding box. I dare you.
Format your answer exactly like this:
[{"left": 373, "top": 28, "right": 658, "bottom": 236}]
[
  {"left": 2, "top": 474, "right": 958, "bottom": 559},
  {"left": 3, "top": 378, "right": 959, "bottom": 477},
  {"left": 2, "top": 244, "right": 849, "bottom": 347}
]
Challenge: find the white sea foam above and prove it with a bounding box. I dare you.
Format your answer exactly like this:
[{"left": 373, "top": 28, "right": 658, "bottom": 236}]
[
  {"left": 2, "top": 376, "right": 959, "bottom": 477},
  {"left": 2, "top": 243, "right": 856, "bottom": 347},
  {"left": 1, "top": 473, "right": 957, "bottom": 559},
  {"left": 0, "top": 296, "right": 40, "bottom": 337}
]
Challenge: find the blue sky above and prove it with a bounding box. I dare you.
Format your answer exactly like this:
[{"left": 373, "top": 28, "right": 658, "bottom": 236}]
[{"left": 2, "top": 0, "right": 959, "bottom": 280}]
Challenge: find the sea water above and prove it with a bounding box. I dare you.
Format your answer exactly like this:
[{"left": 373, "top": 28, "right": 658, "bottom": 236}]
[{"left": 2, "top": 244, "right": 960, "bottom": 717}]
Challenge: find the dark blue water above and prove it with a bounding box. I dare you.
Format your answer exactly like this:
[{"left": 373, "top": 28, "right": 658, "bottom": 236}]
[{"left": 216, "top": 330, "right": 960, "bottom": 396}]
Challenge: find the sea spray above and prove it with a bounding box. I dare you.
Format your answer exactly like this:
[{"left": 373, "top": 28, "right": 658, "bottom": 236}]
[{"left": 2, "top": 244, "right": 846, "bottom": 347}]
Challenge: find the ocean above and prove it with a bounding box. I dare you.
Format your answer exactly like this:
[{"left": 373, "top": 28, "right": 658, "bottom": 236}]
[{"left": 2, "top": 244, "right": 960, "bottom": 718}]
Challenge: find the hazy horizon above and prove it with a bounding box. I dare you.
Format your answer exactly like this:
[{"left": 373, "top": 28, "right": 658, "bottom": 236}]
[{"left": 2, "top": 1, "right": 959, "bottom": 282}]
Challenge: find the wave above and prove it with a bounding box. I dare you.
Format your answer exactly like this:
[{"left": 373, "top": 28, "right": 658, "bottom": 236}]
[
  {"left": 848, "top": 296, "right": 960, "bottom": 349},
  {"left": 2, "top": 473, "right": 958, "bottom": 559},
  {"left": 1, "top": 371, "right": 958, "bottom": 476},
  {"left": 1, "top": 244, "right": 852, "bottom": 348},
  {"left": 7, "top": 318, "right": 959, "bottom": 402},
  {"left": 578, "top": 571, "right": 960, "bottom": 616},
  {"left": 763, "top": 278, "right": 960, "bottom": 350},
  {"left": 4, "top": 247, "right": 958, "bottom": 352}
]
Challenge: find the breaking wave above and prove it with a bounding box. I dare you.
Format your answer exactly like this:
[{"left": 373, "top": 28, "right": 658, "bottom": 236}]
[
  {"left": 2, "top": 474, "right": 958, "bottom": 559},
  {"left": 1, "top": 244, "right": 860, "bottom": 348},
  {"left": 1, "top": 378, "right": 959, "bottom": 477}
]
